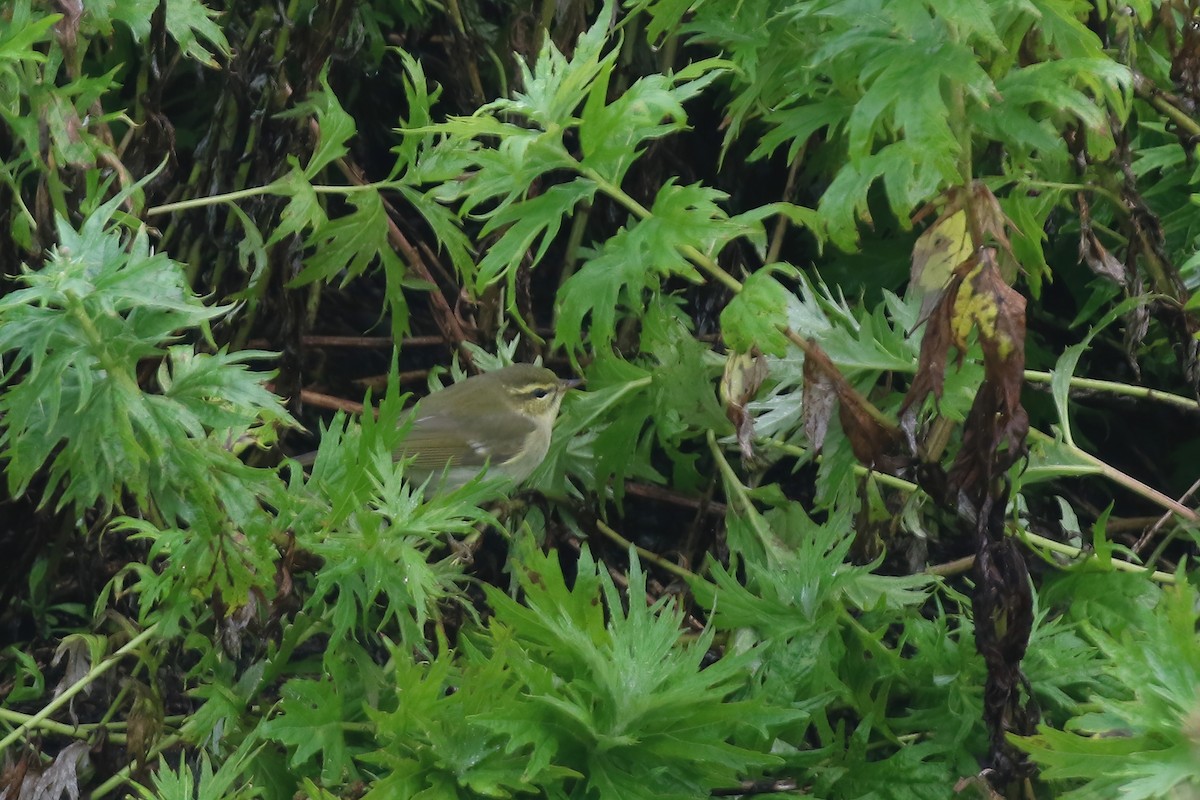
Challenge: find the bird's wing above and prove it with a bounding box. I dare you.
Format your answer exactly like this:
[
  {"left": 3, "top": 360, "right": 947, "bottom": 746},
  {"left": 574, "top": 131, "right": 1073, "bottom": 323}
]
[{"left": 399, "top": 410, "right": 535, "bottom": 471}]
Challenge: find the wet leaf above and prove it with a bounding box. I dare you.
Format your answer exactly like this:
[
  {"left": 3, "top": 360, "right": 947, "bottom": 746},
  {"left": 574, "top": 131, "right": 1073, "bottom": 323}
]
[
  {"left": 838, "top": 384, "right": 905, "bottom": 470},
  {"left": 161, "top": 0, "right": 232, "bottom": 66},
  {"left": 970, "top": 483, "right": 1037, "bottom": 783},
  {"left": 946, "top": 250, "right": 1029, "bottom": 491},
  {"left": 127, "top": 680, "right": 165, "bottom": 768},
  {"left": 967, "top": 181, "right": 1013, "bottom": 253},
  {"left": 909, "top": 183, "right": 1014, "bottom": 320},
  {"left": 51, "top": 633, "right": 105, "bottom": 724},
  {"left": 949, "top": 380, "right": 1030, "bottom": 493}
]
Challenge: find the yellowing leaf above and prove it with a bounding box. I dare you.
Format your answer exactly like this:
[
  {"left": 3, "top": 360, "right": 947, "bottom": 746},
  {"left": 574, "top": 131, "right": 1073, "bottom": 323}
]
[{"left": 909, "top": 209, "right": 974, "bottom": 311}]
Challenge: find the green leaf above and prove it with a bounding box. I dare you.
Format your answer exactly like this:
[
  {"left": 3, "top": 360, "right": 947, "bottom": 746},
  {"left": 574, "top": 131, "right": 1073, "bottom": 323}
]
[
  {"left": 163, "top": 0, "right": 231, "bottom": 66},
  {"left": 0, "top": 6, "right": 59, "bottom": 65},
  {"left": 259, "top": 678, "right": 354, "bottom": 783},
  {"left": 137, "top": 737, "right": 260, "bottom": 800},
  {"left": 0, "top": 198, "right": 291, "bottom": 516},
  {"left": 393, "top": 184, "right": 475, "bottom": 278},
  {"left": 1016, "top": 578, "right": 1200, "bottom": 798},
  {"left": 492, "top": 0, "right": 618, "bottom": 128},
  {"left": 227, "top": 203, "right": 269, "bottom": 297},
  {"left": 1050, "top": 340, "right": 1087, "bottom": 448},
  {"left": 580, "top": 58, "right": 725, "bottom": 185},
  {"left": 103, "top": 0, "right": 158, "bottom": 43},
  {"left": 288, "top": 368, "right": 496, "bottom": 652},
  {"left": 750, "top": 96, "right": 853, "bottom": 163},
  {"left": 265, "top": 165, "right": 328, "bottom": 246},
  {"left": 277, "top": 71, "right": 357, "bottom": 179},
  {"left": 294, "top": 191, "right": 392, "bottom": 286},
  {"left": 720, "top": 265, "right": 797, "bottom": 356},
  {"left": 556, "top": 227, "right": 653, "bottom": 353},
  {"left": 473, "top": 541, "right": 789, "bottom": 799},
  {"left": 292, "top": 190, "right": 412, "bottom": 339},
  {"left": 474, "top": 178, "right": 597, "bottom": 291},
  {"left": 820, "top": 141, "right": 957, "bottom": 250}
]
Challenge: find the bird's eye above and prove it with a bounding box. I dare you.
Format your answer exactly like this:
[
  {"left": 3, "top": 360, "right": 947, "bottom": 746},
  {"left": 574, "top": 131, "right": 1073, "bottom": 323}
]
[{"left": 531, "top": 387, "right": 551, "bottom": 399}]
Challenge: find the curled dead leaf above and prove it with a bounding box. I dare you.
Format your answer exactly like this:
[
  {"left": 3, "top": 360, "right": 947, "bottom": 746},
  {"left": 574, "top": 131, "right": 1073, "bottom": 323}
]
[
  {"left": 803, "top": 341, "right": 904, "bottom": 469},
  {"left": 721, "top": 351, "right": 769, "bottom": 464},
  {"left": 1079, "top": 228, "right": 1127, "bottom": 286},
  {"left": 802, "top": 353, "right": 836, "bottom": 453}
]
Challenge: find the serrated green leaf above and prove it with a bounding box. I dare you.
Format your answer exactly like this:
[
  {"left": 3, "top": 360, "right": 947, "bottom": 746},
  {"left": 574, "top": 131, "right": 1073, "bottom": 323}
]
[
  {"left": 473, "top": 542, "right": 788, "bottom": 799},
  {"left": 0, "top": 6, "right": 59, "bottom": 64},
  {"left": 720, "top": 266, "right": 795, "bottom": 356},
  {"left": 555, "top": 230, "right": 648, "bottom": 353},
  {"left": 259, "top": 678, "right": 353, "bottom": 783},
  {"left": 291, "top": 190, "right": 412, "bottom": 337},
  {"left": 475, "top": 178, "right": 597, "bottom": 291},
  {"left": 495, "top": 0, "right": 617, "bottom": 128},
  {"left": 265, "top": 165, "right": 327, "bottom": 246},
  {"left": 277, "top": 71, "right": 356, "bottom": 178},
  {"left": 163, "top": 0, "right": 231, "bottom": 66},
  {"left": 294, "top": 192, "right": 391, "bottom": 286},
  {"left": 751, "top": 97, "right": 852, "bottom": 163},
  {"left": 0, "top": 198, "right": 292, "bottom": 518}
]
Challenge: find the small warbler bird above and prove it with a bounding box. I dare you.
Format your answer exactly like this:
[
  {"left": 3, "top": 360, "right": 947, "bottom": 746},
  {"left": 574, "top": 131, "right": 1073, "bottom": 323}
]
[{"left": 297, "top": 364, "right": 580, "bottom": 493}]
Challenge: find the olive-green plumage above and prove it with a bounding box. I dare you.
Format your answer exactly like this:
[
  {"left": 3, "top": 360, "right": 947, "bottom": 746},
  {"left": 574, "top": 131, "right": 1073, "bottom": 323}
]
[
  {"left": 400, "top": 364, "right": 576, "bottom": 490},
  {"left": 296, "top": 364, "right": 579, "bottom": 493}
]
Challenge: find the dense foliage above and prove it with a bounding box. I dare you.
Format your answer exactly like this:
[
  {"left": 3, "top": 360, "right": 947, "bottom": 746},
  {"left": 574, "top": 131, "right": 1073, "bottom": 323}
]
[{"left": 1, "top": 0, "right": 1199, "bottom": 798}]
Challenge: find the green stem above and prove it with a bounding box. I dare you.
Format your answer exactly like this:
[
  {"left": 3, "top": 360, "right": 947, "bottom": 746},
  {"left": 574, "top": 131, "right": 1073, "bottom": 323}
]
[
  {"left": 594, "top": 519, "right": 701, "bottom": 583},
  {"left": 1027, "top": 429, "right": 1197, "bottom": 521},
  {"left": 759, "top": 437, "right": 916, "bottom": 492},
  {"left": 707, "top": 430, "right": 790, "bottom": 564},
  {"left": 90, "top": 733, "right": 182, "bottom": 799},
  {"left": 0, "top": 708, "right": 185, "bottom": 744},
  {"left": 147, "top": 181, "right": 388, "bottom": 217},
  {"left": 0, "top": 159, "right": 37, "bottom": 234},
  {"left": 1021, "top": 180, "right": 1126, "bottom": 210},
  {"left": 1014, "top": 527, "right": 1175, "bottom": 584},
  {"left": 0, "top": 624, "right": 159, "bottom": 754},
  {"left": 147, "top": 186, "right": 274, "bottom": 216},
  {"left": 66, "top": 293, "right": 144, "bottom": 398},
  {"left": 1024, "top": 369, "right": 1199, "bottom": 412}
]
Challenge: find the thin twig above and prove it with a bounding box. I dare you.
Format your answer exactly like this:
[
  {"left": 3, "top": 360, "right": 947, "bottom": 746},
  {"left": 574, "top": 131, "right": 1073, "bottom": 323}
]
[
  {"left": 623, "top": 481, "right": 728, "bottom": 516},
  {"left": 1134, "top": 474, "right": 1200, "bottom": 554},
  {"left": 299, "top": 389, "right": 365, "bottom": 415},
  {"left": 593, "top": 519, "right": 698, "bottom": 583},
  {"left": 926, "top": 555, "right": 975, "bottom": 577}
]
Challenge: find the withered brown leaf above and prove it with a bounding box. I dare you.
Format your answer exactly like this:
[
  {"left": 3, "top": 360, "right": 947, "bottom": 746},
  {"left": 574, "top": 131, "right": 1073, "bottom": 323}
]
[
  {"left": 801, "top": 351, "right": 836, "bottom": 454},
  {"left": 803, "top": 341, "right": 903, "bottom": 469}
]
